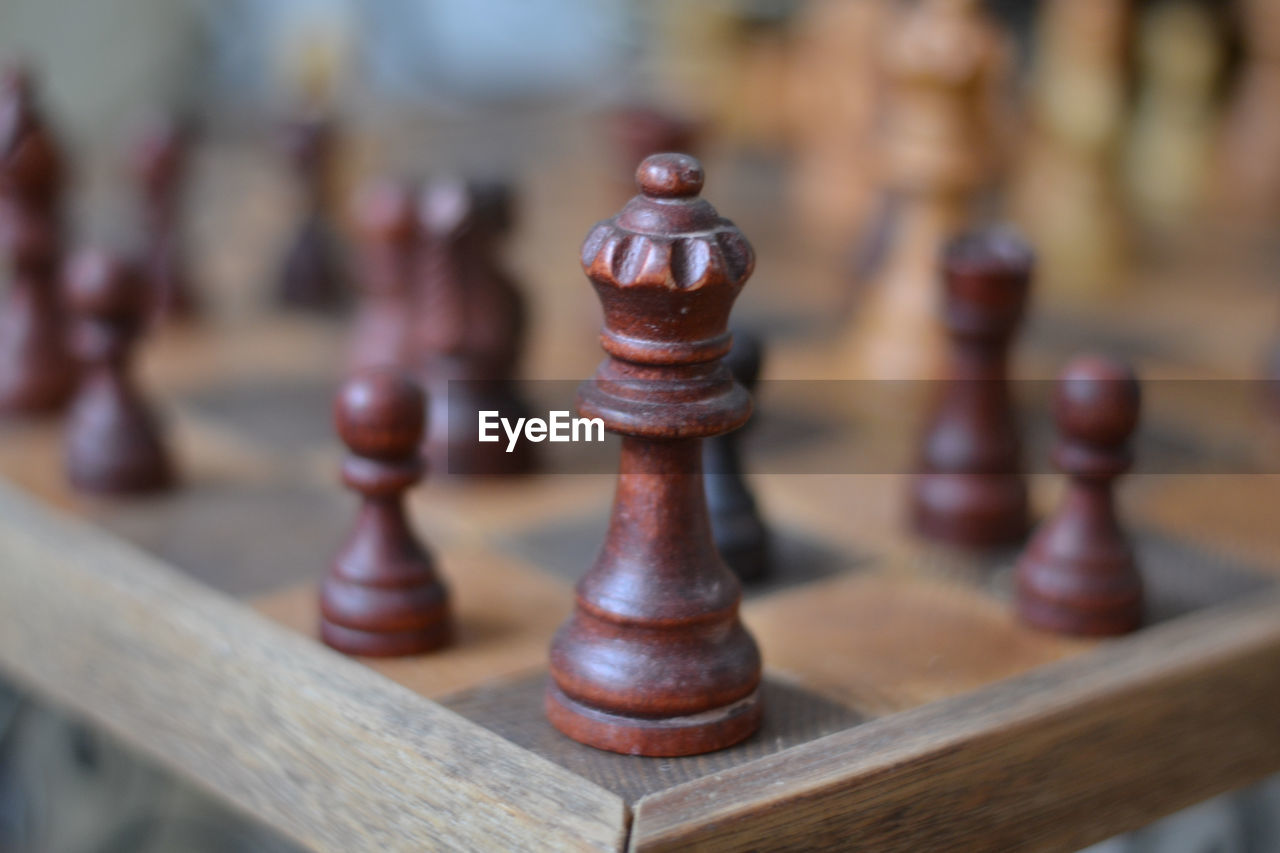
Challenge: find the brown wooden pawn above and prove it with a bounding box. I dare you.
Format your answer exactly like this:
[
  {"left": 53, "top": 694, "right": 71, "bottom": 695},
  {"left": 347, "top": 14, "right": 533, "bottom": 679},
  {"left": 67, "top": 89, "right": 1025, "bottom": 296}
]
[
  {"left": 0, "top": 65, "right": 75, "bottom": 414},
  {"left": 130, "top": 113, "right": 197, "bottom": 322},
  {"left": 704, "top": 330, "right": 771, "bottom": 582},
  {"left": 277, "top": 115, "right": 348, "bottom": 312},
  {"left": 347, "top": 177, "right": 419, "bottom": 373},
  {"left": 63, "top": 249, "right": 173, "bottom": 495},
  {"left": 1016, "top": 355, "right": 1142, "bottom": 636},
  {"left": 912, "top": 227, "right": 1032, "bottom": 548},
  {"left": 320, "top": 368, "right": 451, "bottom": 657},
  {"left": 548, "top": 153, "right": 763, "bottom": 756}
]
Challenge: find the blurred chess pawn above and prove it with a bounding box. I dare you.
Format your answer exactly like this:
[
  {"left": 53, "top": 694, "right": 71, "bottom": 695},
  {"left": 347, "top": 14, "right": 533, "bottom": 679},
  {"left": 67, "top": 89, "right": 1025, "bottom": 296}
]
[
  {"left": 1124, "top": 1, "right": 1224, "bottom": 231},
  {"left": 1214, "top": 0, "right": 1280, "bottom": 219},
  {"left": 844, "top": 0, "right": 1012, "bottom": 380},
  {"left": 347, "top": 176, "right": 419, "bottom": 373},
  {"left": 1012, "top": 0, "right": 1130, "bottom": 299},
  {"left": 63, "top": 250, "right": 173, "bottom": 495}
]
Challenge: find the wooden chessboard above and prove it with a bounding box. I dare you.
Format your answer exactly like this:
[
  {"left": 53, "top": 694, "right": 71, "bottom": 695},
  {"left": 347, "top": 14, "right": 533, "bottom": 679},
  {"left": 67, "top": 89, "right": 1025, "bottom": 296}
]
[{"left": 1, "top": 134, "right": 1279, "bottom": 852}]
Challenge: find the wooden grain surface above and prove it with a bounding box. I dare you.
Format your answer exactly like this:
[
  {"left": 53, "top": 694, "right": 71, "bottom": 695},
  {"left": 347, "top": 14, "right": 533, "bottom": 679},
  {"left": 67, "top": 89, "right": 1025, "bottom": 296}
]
[
  {"left": 628, "top": 590, "right": 1280, "bottom": 852},
  {"left": 0, "top": 482, "right": 628, "bottom": 853}
]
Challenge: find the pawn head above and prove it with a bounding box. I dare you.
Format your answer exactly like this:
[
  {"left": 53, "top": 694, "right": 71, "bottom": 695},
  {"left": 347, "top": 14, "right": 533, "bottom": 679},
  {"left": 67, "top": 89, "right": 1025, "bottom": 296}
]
[
  {"left": 354, "top": 177, "right": 418, "bottom": 245},
  {"left": 65, "top": 249, "right": 146, "bottom": 322},
  {"left": 335, "top": 368, "right": 426, "bottom": 460},
  {"left": 1055, "top": 355, "right": 1140, "bottom": 446}
]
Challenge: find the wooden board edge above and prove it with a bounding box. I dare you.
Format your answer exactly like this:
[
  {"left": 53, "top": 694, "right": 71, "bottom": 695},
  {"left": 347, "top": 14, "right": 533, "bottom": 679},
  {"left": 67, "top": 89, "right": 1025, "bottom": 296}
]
[
  {"left": 629, "top": 591, "right": 1280, "bottom": 852},
  {"left": 0, "top": 482, "right": 629, "bottom": 853}
]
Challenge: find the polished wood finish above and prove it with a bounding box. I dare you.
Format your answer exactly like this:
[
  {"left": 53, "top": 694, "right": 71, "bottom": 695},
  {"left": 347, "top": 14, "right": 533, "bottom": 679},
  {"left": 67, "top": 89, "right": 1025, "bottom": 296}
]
[
  {"left": 912, "top": 227, "right": 1032, "bottom": 548},
  {"left": 277, "top": 114, "right": 348, "bottom": 312},
  {"left": 320, "top": 368, "right": 451, "bottom": 657},
  {"left": 0, "top": 65, "right": 75, "bottom": 414},
  {"left": 704, "top": 330, "right": 771, "bottom": 581},
  {"left": 63, "top": 249, "right": 173, "bottom": 495},
  {"left": 131, "top": 113, "right": 197, "bottom": 321},
  {"left": 1017, "top": 355, "right": 1143, "bottom": 635},
  {"left": 548, "top": 154, "right": 763, "bottom": 756}
]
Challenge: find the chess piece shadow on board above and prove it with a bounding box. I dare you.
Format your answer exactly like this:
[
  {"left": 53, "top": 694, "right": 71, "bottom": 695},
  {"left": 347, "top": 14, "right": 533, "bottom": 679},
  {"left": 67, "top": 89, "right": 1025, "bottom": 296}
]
[
  {"left": 911, "top": 226, "right": 1032, "bottom": 549},
  {"left": 1016, "top": 355, "right": 1143, "bottom": 637},
  {"left": 130, "top": 112, "right": 199, "bottom": 323},
  {"left": 63, "top": 250, "right": 174, "bottom": 496},
  {"left": 547, "top": 153, "right": 763, "bottom": 757},
  {"left": 416, "top": 177, "right": 536, "bottom": 477},
  {"left": 704, "top": 329, "right": 772, "bottom": 582},
  {"left": 320, "top": 368, "right": 452, "bottom": 657},
  {"left": 276, "top": 114, "right": 350, "bottom": 313},
  {"left": 0, "top": 64, "right": 76, "bottom": 415}
]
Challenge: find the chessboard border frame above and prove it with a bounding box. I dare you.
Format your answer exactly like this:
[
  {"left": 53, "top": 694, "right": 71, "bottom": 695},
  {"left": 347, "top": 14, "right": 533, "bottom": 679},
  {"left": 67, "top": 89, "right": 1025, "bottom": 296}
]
[{"left": 1, "top": 481, "right": 1278, "bottom": 853}]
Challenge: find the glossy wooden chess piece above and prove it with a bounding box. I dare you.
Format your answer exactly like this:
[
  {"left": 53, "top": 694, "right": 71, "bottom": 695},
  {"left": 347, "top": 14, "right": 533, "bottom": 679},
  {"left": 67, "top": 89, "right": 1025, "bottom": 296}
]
[
  {"left": 1016, "top": 355, "right": 1142, "bottom": 636},
  {"left": 0, "top": 65, "right": 75, "bottom": 414},
  {"left": 348, "top": 177, "right": 419, "bottom": 373},
  {"left": 704, "top": 331, "right": 771, "bottom": 582},
  {"left": 548, "top": 154, "right": 763, "bottom": 756},
  {"left": 63, "top": 249, "right": 173, "bottom": 495},
  {"left": 415, "top": 178, "right": 534, "bottom": 477},
  {"left": 131, "top": 113, "right": 198, "bottom": 322},
  {"left": 912, "top": 227, "right": 1032, "bottom": 548},
  {"left": 845, "top": 0, "right": 1011, "bottom": 380},
  {"left": 320, "top": 368, "right": 452, "bottom": 657},
  {"left": 277, "top": 115, "right": 348, "bottom": 312}
]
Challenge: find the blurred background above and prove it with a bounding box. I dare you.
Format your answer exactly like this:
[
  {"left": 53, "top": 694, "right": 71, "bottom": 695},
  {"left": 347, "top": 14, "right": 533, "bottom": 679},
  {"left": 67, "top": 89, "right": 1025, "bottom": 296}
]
[{"left": 1, "top": 0, "right": 1279, "bottom": 850}]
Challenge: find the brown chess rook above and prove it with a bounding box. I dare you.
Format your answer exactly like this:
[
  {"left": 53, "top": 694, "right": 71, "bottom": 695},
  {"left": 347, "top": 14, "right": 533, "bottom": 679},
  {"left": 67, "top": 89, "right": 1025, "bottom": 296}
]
[
  {"left": 320, "top": 368, "right": 452, "bottom": 657},
  {"left": 912, "top": 227, "right": 1032, "bottom": 548},
  {"left": 130, "top": 113, "right": 197, "bottom": 321},
  {"left": 63, "top": 249, "right": 173, "bottom": 495},
  {"left": 1016, "top": 355, "right": 1143, "bottom": 636},
  {"left": 277, "top": 115, "right": 348, "bottom": 312},
  {"left": 547, "top": 153, "right": 763, "bottom": 756},
  {"left": 348, "top": 176, "right": 420, "bottom": 373},
  {"left": 415, "top": 177, "right": 534, "bottom": 477},
  {"left": 704, "top": 330, "right": 771, "bottom": 582},
  {"left": 0, "top": 65, "right": 75, "bottom": 414}
]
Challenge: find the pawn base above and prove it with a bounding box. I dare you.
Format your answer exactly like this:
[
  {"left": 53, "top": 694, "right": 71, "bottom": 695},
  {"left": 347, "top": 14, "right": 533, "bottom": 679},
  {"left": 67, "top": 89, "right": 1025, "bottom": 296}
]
[
  {"left": 320, "top": 618, "right": 452, "bottom": 658},
  {"left": 1015, "top": 591, "right": 1141, "bottom": 637},
  {"left": 545, "top": 682, "right": 762, "bottom": 757},
  {"left": 911, "top": 472, "right": 1028, "bottom": 549}
]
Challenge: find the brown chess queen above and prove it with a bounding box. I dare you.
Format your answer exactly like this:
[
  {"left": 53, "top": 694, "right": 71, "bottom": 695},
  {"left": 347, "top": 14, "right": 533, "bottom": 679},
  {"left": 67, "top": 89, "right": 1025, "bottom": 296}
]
[
  {"left": 546, "top": 154, "right": 763, "bottom": 756},
  {"left": 1016, "top": 354, "right": 1143, "bottom": 636}
]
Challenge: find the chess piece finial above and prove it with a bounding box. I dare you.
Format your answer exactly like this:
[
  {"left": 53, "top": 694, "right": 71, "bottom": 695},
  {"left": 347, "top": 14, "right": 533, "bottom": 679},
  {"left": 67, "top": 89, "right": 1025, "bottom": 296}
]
[
  {"left": 1016, "top": 355, "right": 1142, "bottom": 636},
  {"left": 63, "top": 249, "right": 173, "bottom": 494},
  {"left": 348, "top": 176, "right": 419, "bottom": 372},
  {"left": 276, "top": 115, "right": 348, "bottom": 312},
  {"left": 705, "top": 330, "right": 771, "bottom": 581},
  {"left": 320, "top": 368, "right": 452, "bottom": 657},
  {"left": 416, "top": 177, "right": 535, "bottom": 476},
  {"left": 912, "top": 226, "right": 1032, "bottom": 547},
  {"left": 548, "top": 153, "right": 763, "bottom": 756},
  {"left": 0, "top": 64, "right": 75, "bottom": 414},
  {"left": 844, "top": 0, "right": 1010, "bottom": 380},
  {"left": 130, "top": 113, "right": 198, "bottom": 321}
]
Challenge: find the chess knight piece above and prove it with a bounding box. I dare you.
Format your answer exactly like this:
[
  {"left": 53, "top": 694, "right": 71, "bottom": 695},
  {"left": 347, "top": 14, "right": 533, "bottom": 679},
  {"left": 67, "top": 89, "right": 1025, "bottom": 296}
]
[
  {"left": 0, "top": 65, "right": 75, "bottom": 414},
  {"left": 548, "top": 154, "right": 763, "bottom": 756}
]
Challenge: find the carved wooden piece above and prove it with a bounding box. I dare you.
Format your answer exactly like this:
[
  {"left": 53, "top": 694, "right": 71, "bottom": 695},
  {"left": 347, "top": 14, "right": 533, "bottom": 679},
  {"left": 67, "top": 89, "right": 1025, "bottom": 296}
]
[
  {"left": 416, "top": 178, "right": 534, "bottom": 476},
  {"left": 130, "top": 114, "right": 197, "bottom": 321},
  {"left": 0, "top": 65, "right": 75, "bottom": 414},
  {"left": 348, "top": 177, "right": 419, "bottom": 373},
  {"left": 912, "top": 227, "right": 1031, "bottom": 547},
  {"left": 277, "top": 115, "right": 347, "bottom": 312},
  {"left": 548, "top": 154, "right": 763, "bottom": 756},
  {"left": 63, "top": 249, "right": 173, "bottom": 494},
  {"left": 320, "top": 368, "right": 451, "bottom": 656},
  {"left": 1017, "top": 355, "right": 1143, "bottom": 635},
  {"left": 704, "top": 330, "right": 771, "bottom": 581}
]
